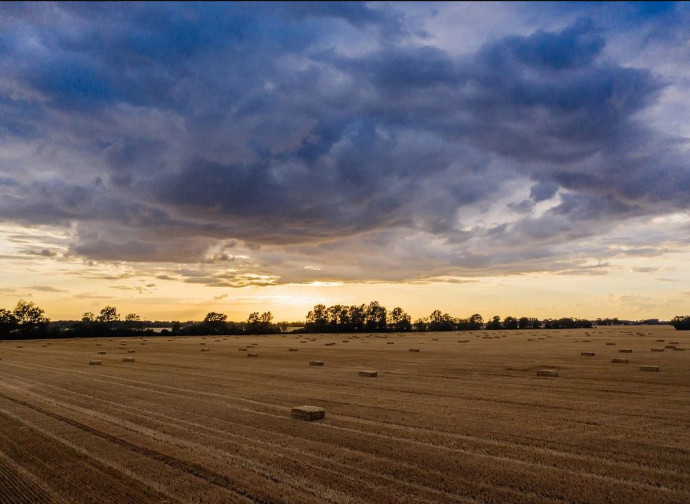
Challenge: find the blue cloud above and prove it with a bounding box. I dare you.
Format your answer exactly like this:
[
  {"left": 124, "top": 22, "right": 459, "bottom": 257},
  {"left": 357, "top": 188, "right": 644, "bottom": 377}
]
[{"left": 0, "top": 3, "right": 688, "bottom": 278}]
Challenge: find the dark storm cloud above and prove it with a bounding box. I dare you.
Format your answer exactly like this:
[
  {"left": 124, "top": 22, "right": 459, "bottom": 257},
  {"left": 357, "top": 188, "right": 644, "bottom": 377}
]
[{"left": 0, "top": 3, "right": 688, "bottom": 281}]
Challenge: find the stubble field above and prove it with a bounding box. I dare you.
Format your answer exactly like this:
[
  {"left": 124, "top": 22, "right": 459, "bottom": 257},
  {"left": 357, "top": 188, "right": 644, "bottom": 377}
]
[{"left": 0, "top": 326, "right": 688, "bottom": 503}]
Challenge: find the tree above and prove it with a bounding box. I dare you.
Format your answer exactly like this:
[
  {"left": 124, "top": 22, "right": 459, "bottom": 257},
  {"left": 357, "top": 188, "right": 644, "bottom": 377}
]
[
  {"left": 13, "top": 300, "right": 49, "bottom": 335},
  {"left": 205, "top": 312, "right": 228, "bottom": 323},
  {"left": 504, "top": 316, "right": 518, "bottom": 330},
  {"left": 388, "top": 307, "right": 412, "bottom": 332},
  {"left": 365, "top": 301, "right": 387, "bottom": 332},
  {"left": 82, "top": 312, "right": 95, "bottom": 323},
  {"left": 259, "top": 311, "right": 273, "bottom": 324},
  {"left": 0, "top": 308, "right": 18, "bottom": 335},
  {"left": 468, "top": 313, "right": 484, "bottom": 330},
  {"left": 485, "top": 315, "right": 502, "bottom": 330},
  {"left": 671, "top": 316, "right": 690, "bottom": 330},
  {"left": 413, "top": 317, "right": 428, "bottom": 332},
  {"left": 348, "top": 304, "right": 366, "bottom": 332},
  {"left": 97, "top": 306, "right": 120, "bottom": 323}
]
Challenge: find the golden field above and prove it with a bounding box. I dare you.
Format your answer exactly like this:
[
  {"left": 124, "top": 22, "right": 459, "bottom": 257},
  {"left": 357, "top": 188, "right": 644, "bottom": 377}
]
[{"left": 0, "top": 326, "right": 688, "bottom": 503}]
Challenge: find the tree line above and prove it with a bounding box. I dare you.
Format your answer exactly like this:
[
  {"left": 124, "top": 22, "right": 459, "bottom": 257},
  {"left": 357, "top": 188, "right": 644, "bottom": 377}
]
[
  {"left": 302, "top": 302, "right": 592, "bottom": 333},
  {"left": 2, "top": 298, "right": 686, "bottom": 340}
]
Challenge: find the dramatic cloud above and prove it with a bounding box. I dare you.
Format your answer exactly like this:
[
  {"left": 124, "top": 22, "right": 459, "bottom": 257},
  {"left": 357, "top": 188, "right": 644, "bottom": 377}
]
[{"left": 1, "top": 2, "right": 689, "bottom": 286}]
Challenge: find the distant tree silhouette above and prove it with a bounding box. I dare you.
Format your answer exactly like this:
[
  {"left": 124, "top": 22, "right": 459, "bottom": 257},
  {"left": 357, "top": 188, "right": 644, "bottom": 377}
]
[
  {"left": 97, "top": 306, "right": 119, "bottom": 323},
  {"left": 388, "top": 307, "right": 412, "bottom": 332},
  {"left": 365, "top": 301, "right": 387, "bottom": 332},
  {"left": 486, "top": 315, "right": 503, "bottom": 330},
  {"left": 413, "top": 317, "right": 428, "bottom": 332},
  {"left": 0, "top": 308, "right": 18, "bottom": 335},
  {"left": 14, "top": 300, "right": 49, "bottom": 336},
  {"left": 504, "top": 316, "right": 518, "bottom": 330},
  {"left": 671, "top": 316, "right": 690, "bottom": 330}
]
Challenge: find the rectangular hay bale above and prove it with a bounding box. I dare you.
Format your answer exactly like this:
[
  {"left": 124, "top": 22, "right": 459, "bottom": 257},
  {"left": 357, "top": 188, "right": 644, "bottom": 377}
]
[
  {"left": 639, "top": 365, "right": 660, "bottom": 372},
  {"left": 291, "top": 406, "right": 325, "bottom": 421},
  {"left": 358, "top": 370, "right": 378, "bottom": 377}
]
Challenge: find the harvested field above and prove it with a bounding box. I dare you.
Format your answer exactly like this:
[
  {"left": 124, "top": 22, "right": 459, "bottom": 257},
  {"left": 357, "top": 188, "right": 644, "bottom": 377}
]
[{"left": 0, "top": 325, "right": 688, "bottom": 503}]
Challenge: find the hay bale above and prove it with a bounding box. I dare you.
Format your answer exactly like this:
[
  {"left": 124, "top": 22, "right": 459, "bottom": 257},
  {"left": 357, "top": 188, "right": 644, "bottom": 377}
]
[
  {"left": 431, "top": 338, "right": 439, "bottom": 341},
  {"left": 670, "top": 341, "right": 680, "bottom": 345},
  {"left": 118, "top": 346, "right": 126, "bottom": 350},
  {"left": 527, "top": 338, "right": 535, "bottom": 341},
  {"left": 238, "top": 347, "right": 247, "bottom": 351},
  {"left": 201, "top": 348, "right": 210, "bottom": 352},
  {"left": 673, "top": 347, "right": 686, "bottom": 351},
  {"left": 342, "top": 340, "right": 349, "bottom": 343},
  {"left": 127, "top": 350, "right": 136, "bottom": 353},
  {"left": 309, "top": 360, "right": 324, "bottom": 366},
  {"left": 97, "top": 351, "right": 106, "bottom": 355},
  {"left": 358, "top": 370, "right": 378, "bottom": 377},
  {"left": 580, "top": 352, "right": 595, "bottom": 357},
  {"left": 324, "top": 342, "right": 335, "bottom": 346},
  {"left": 409, "top": 348, "right": 420, "bottom": 352},
  {"left": 387, "top": 341, "right": 394, "bottom": 344},
  {"left": 656, "top": 339, "right": 665, "bottom": 342},
  {"left": 199, "top": 342, "right": 206, "bottom": 345},
  {"left": 639, "top": 365, "right": 660, "bottom": 372},
  {"left": 611, "top": 358, "right": 628, "bottom": 363},
  {"left": 606, "top": 342, "right": 616, "bottom": 346},
  {"left": 458, "top": 340, "right": 470, "bottom": 343},
  {"left": 536, "top": 369, "right": 558, "bottom": 377},
  {"left": 288, "top": 348, "right": 298, "bottom": 352},
  {"left": 664, "top": 345, "right": 676, "bottom": 349},
  {"left": 123, "top": 357, "right": 135, "bottom": 363},
  {"left": 619, "top": 349, "right": 633, "bottom": 353},
  {"left": 89, "top": 360, "right": 102, "bottom": 366},
  {"left": 16, "top": 346, "right": 23, "bottom": 349},
  {"left": 247, "top": 352, "right": 259, "bottom": 357},
  {"left": 651, "top": 348, "right": 665, "bottom": 352},
  {"left": 291, "top": 405, "right": 325, "bottom": 421}
]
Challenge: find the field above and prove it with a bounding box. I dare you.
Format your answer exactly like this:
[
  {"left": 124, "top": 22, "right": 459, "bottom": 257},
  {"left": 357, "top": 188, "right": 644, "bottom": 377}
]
[{"left": 0, "top": 326, "right": 688, "bottom": 503}]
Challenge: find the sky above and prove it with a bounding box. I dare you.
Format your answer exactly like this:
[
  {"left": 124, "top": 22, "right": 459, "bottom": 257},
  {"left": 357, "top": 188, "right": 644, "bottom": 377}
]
[{"left": 1, "top": 2, "right": 689, "bottom": 322}]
